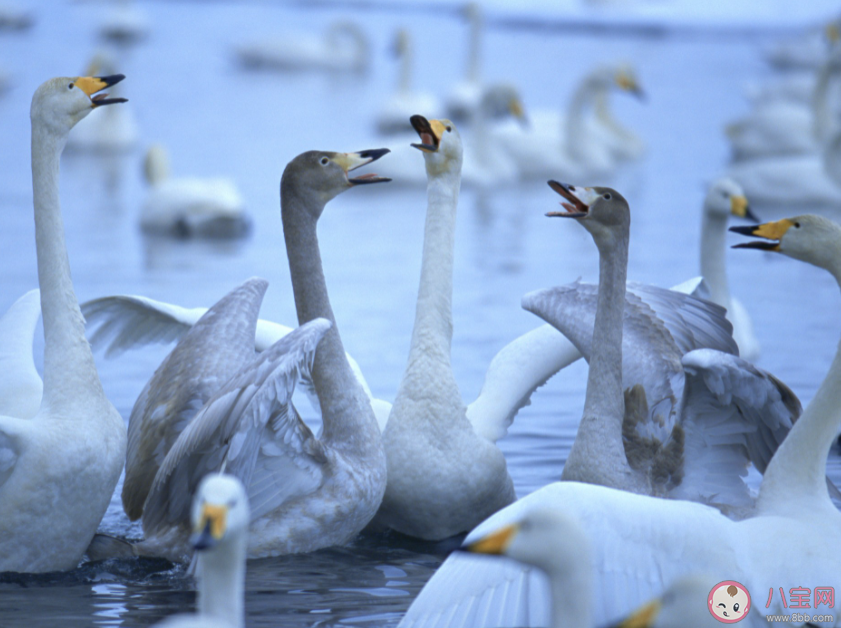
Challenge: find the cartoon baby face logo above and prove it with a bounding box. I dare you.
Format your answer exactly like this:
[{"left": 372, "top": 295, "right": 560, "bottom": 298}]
[{"left": 708, "top": 581, "right": 751, "bottom": 623}]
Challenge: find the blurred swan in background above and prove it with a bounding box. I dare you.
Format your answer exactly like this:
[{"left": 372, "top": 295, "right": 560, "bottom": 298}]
[
  {"left": 376, "top": 29, "right": 442, "bottom": 135},
  {"left": 398, "top": 211, "right": 841, "bottom": 628},
  {"left": 99, "top": 0, "right": 149, "bottom": 45},
  {"left": 0, "top": 0, "right": 33, "bottom": 31},
  {"left": 699, "top": 178, "right": 760, "bottom": 362},
  {"left": 492, "top": 64, "right": 645, "bottom": 180},
  {"left": 764, "top": 17, "right": 840, "bottom": 70},
  {"left": 66, "top": 50, "right": 138, "bottom": 153},
  {"left": 141, "top": 143, "right": 250, "bottom": 238},
  {"left": 153, "top": 474, "right": 249, "bottom": 628},
  {"left": 726, "top": 48, "right": 841, "bottom": 161},
  {"left": 445, "top": 3, "right": 485, "bottom": 122},
  {"left": 0, "top": 75, "right": 127, "bottom": 573},
  {"left": 234, "top": 21, "right": 369, "bottom": 73},
  {"left": 0, "top": 290, "right": 42, "bottom": 420}
]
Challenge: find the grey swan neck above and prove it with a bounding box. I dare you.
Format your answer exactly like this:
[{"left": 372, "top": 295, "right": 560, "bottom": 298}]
[
  {"left": 31, "top": 121, "right": 105, "bottom": 413},
  {"left": 700, "top": 209, "right": 730, "bottom": 308},
  {"left": 758, "top": 256, "right": 841, "bottom": 514},
  {"left": 196, "top": 535, "right": 246, "bottom": 628},
  {"left": 561, "top": 230, "right": 639, "bottom": 490},
  {"left": 280, "top": 184, "right": 380, "bottom": 451}
]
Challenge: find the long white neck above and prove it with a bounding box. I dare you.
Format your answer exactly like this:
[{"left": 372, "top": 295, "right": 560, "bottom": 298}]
[
  {"left": 397, "top": 39, "right": 413, "bottom": 95},
  {"left": 280, "top": 186, "right": 381, "bottom": 453},
  {"left": 31, "top": 120, "right": 106, "bottom": 413},
  {"left": 566, "top": 77, "right": 604, "bottom": 152},
  {"left": 549, "top": 568, "right": 590, "bottom": 628},
  {"left": 812, "top": 56, "right": 839, "bottom": 141},
  {"left": 396, "top": 165, "right": 462, "bottom": 400},
  {"left": 466, "top": 9, "right": 482, "bottom": 82},
  {"left": 758, "top": 250, "right": 841, "bottom": 514},
  {"left": 699, "top": 209, "right": 730, "bottom": 308},
  {"left": 196, "top": 534, "right": 246, "bottom": 628},
  {"left": 561, "top": 229, "right": 636, "bottom": 489}
]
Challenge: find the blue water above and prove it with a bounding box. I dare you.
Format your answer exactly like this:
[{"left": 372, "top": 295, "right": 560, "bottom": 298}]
[{"left": 1, "top": 1, "right": 840, "bottom": 626}]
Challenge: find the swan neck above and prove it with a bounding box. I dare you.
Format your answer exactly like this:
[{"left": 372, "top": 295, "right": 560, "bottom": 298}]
[
  {"left": 406, "top": 167, "right": 461, "bottom": 366},
  {"left": 466, "top": 11, "right": 482, "bottom": 81},
  {"left": 196, "top": 536, "right": 246, "bottom": 628},
  {"left": 812, "top": 58, "right": 836, "bottom": 140},
  {"left": 758, "top": 262, "right": 841, "bottom": 513},
  {"left": 398, "top": 40, "right": 412, "bottom": 94},
  {"left": 699, "top": 210, "right": 730, "bottom": 307},
  {"left": 31, "top": 120, "right": 105, "bottom": 411},
  {"left": 549, "top": 570, "right": 590, "bottom": 628},
  {"left": 280, "top": 185, "right": 380, "bottom": 449},
  {"left": 565, "top": 77, "right": 600, "bottom": 142}
]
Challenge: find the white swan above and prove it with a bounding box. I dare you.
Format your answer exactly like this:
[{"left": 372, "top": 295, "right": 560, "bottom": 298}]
[
  {"left": 66, "top": 51, "right": 138, "bottom": 153},
  {"left": 398, "top": 211, "right": 841, "bottom": 628},
  {"left": 376, "top": 29, "right": 442, "bottom": 135},
  {"left": 463, "top": 506, "right": 730, "bottom": 628},
  {"left": 234, "top": 22, "right": 369, "bottom": 73},
  {"left": 492, "top": 64, "right": 645, "bottom": 180},
  {"left": 445, "top": 3, "right": 485, "bottom": 123},
  {"left": 0, "top": 290, "right": 42, "bottom": 420},
  {"left": 153, "top": 474, "right": 249, "bottom": 628},
  {"left": 764, "top": 19, "right": 840, "bottom": 70},
  {"left": 726, "top": 49, "right": 841, "bottom": 162},
  {"left": 699, "top": 177, "right": 760, "bottom": 362},
  {"left": 0, "top": 75, "right": 128, "bottom": 573},
  {"left": 141, "top": 143, "right": 250, "bottom": 238}
]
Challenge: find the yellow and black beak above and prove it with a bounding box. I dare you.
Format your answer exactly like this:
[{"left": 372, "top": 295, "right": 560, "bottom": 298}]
[
  {"left": 461, "top": 523, "right": 519, "bottom": 555},
  {"left": 617, "top": 74, "right": 646, "bottom": 101},
  {"left": 75, "top": 74, "right": 128, "bottom": 107},
  {"left": 730, "top": 218, "right": 795, "bottom": 251},
  {"left": 332, "top": 149, "right": 391, "bottom": 185},
  {"left": 827, "top": 23, "right": 840, "bottom": 44},
  {"left": 546, "top": 180, "right": 592, "bottom": 218},
  {"left": 603, "top": 598, "right": 661, "bottom": 628},
  {"left": 192, "top": 503, "right": 228, "bottom": 551},
  {"left": 410, "top": 115, "right": 445, "bottom": 152},
  {"left": 730, "top": 195, "right": 759, "bottom": 223}
]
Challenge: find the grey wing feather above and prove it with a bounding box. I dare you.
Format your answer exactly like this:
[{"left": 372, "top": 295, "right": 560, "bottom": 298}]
[
  {"left": 0, "top": 421, "right": 20, "bottom": 490},
  {"left": 82, "top": 294, "right": 209, "bottom": 358},
  {"left": 141, "top": 318, "right": 331, "bottom": 541},
  {"left": 673, "top": 348, "right": 802, "bottom": 510},
  {"left": 122, "top": 278, "right": 268, "bottom": 521}
]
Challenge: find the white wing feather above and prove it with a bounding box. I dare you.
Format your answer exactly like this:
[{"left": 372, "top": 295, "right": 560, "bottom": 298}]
[{"left": 0, "top": 290, "right": 43, "bottom": 419}]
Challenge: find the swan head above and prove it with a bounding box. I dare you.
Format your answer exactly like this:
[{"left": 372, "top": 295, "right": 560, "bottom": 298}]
[
  {"left": 588, "top": 64, "right": 644, "bottom": 100},
  {"left": 30, "top": 75, "right": 127, "bottom": 135},
  {"left": 479, "top": 84, "right": 527, "bottom": 124},
  {"left": 546, "top": 180, "right": 629, "bottom": 245},
  {"left": 731, "top": 214, "right": 841, "bottom": 273},
  {"left": 462, "top": 505, "right": 590, "bottom": 580},
  {"left": 704, "top": 177, "right": 757, "bottom": 222},
  {"left": 410, "top": 115, "right": 463, "bottom": 176},
  {"left": 281, "top": 148, "right": 391, "bottom": 210},
  {"left": 190, "top": 474, "right": 250, "bottom": 553}
]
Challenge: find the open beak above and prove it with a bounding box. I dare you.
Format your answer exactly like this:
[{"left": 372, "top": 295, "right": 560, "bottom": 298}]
[
  {"left": 410, "top": 115, "right": 444, "bottom": 152},
  {"left": 546, "top": 181, "right": 598, "bottom": 218},
  {"left": 333, "top": 149, "right": 391, "bottom": 185},
  {"left": 730, "top": 195, "right": 759, "bottom": 222},
  {"left": 461, "top": 523, "right": 519, "bottom": 555},
  {"left": 730, "top": 218, "right": 795, "bottom": 251},
  {"left": 75, "top": 74, "right": 128, "bottom": 108},
  {"left": 191, "top": 503, "right": 228, "bottom": 551}
]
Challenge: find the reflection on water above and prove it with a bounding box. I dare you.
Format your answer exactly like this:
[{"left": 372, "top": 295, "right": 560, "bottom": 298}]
[{"left": 2, "top": 0, "right": 841, "bottom": 626}]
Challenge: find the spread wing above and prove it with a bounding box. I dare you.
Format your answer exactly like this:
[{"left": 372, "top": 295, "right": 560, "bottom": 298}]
[{"left": 141, "top": 318, "right": 330, "bottom": 541}]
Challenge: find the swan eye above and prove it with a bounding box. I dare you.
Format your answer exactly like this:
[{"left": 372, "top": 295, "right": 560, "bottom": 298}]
[
  {"left": 794, "top": 222, "right": 801, "bottom": 228},
  {"left": 446, "top": 126, "right": 452, "bottom": 132},
  {"left": 603, "top": 193, "right": 612, "bottom": 200},
  {"left": 319, "top": 157, "right": 329, "bottom": 166},
  {"left": 68, "top": 83, "right": 74, "bottom": 90}
]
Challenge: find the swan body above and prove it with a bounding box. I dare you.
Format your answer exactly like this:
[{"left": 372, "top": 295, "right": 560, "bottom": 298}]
[
  {"left": 141, "top": 144, "right": 250, "bottom": 238},
  {"left": 235, "top": 22, "right": 369, "bottom": 73},
  {"left": 99, "top": 0, "right": 150, "bottom": 44},
  {"left": 376, "top": 30, "right": 442, "bottom": 135},
  {"left": 0, "top": 290, "right": 42, "bottom": 420},
  {"left": 0, "top": 75, "right": 128, "bottom": 573},
  {"left": 399, "top": 212, "right": 841, "bottom": 628},
  {"left": 153, "top": 474, "right": 249, "bottom": 628},
  {"left": 699, "top": 178, "right": 760, "bottom": 362},
  {"left": 493, "top": 64, "right": 645, "bottom": 180}
]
